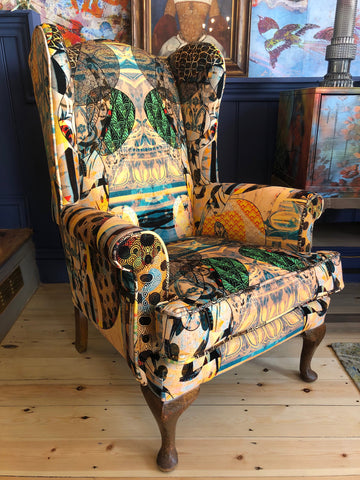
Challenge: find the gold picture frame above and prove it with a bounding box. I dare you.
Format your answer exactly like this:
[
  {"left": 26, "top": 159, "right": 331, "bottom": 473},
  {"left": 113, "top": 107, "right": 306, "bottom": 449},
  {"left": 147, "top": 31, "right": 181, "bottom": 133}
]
[{"left": 131, "top": 0, "right": 251, "bottom": 76}]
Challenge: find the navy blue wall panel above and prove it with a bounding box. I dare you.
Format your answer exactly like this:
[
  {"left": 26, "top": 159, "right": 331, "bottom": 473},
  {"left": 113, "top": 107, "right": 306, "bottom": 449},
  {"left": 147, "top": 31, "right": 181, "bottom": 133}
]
[
  {"left": 217, "top": 101, "right": 238, "bottom": 182},
  {"left": 0, "top": 31, "right": 28, "bottom": 225},
  {"left": 0, "top": 11, "right": 67, "bottom": 282},
  {"left": 218, "top": 77, "right": 320, "bottom": 184}
]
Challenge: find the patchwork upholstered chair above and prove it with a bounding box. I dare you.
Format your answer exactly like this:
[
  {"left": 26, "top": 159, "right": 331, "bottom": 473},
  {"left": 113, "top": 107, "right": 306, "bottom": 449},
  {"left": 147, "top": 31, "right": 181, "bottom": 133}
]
[{"left": 29, "top": 24, "right": 343, "bottom": 472}]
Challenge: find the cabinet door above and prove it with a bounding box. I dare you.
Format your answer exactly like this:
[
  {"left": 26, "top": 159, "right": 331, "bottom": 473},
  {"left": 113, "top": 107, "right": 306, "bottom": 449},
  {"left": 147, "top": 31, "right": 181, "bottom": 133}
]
[{"left": 310, "top": 93, "right": 360, "bottom": 196}]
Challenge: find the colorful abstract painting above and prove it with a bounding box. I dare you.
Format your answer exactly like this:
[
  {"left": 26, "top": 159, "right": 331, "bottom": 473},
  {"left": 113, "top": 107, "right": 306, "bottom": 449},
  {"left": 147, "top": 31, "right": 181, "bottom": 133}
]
[
  {"left": 2, "top": 0, "right": 360, "bottom": 75},
  {"left": 249, "top": 0, "right": 360, "bottom": 77},
  {"left": 1, "top": 0, "right": 131, "bottom": 45}
]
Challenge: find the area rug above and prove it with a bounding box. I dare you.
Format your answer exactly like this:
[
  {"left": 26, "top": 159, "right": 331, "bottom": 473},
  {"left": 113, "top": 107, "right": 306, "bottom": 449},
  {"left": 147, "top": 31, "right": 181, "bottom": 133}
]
[{"left": 331, "top": 343, "right": 360, "bottom": 391}]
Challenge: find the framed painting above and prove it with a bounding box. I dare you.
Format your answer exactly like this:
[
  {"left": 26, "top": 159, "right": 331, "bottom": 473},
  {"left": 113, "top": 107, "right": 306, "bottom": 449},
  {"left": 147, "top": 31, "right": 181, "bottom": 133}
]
[
  {"left": 3, "top": 0, "right": 132, "bottom": 46},
  {"left": 132, "top": 0, "right": 251, "bottom": 76}
]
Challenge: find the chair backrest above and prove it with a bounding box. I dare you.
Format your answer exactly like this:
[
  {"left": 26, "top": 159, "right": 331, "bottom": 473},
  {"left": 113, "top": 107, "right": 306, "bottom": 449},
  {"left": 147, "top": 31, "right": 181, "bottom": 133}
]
[{"left": 29, "top": 24, "right": 225, "bottom": 243}]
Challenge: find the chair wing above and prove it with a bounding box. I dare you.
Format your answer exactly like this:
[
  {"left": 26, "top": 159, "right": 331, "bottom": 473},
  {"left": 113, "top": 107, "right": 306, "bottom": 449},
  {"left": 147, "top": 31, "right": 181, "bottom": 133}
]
[{"left": 168, "top": 43, "right": 226, "bottom": 185}]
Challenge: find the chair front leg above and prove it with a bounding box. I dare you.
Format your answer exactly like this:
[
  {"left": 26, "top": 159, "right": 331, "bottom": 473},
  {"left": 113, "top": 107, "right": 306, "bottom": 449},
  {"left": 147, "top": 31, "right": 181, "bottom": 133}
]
[
  {"left": 300, "top": 323, "right": 326, "bottom": 382},
  {"left": 141, "top": 385, "right": 200, "bottom": 472},
  {"left": 74, "top": 307, "right": 88, "bottom": 353}
]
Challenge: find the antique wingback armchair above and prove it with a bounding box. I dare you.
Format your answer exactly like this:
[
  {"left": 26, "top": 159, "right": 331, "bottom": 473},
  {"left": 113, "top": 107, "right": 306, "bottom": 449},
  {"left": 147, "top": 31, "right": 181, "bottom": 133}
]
[{"left": 29, "top": 24, "right": 343, "bottom": 472}]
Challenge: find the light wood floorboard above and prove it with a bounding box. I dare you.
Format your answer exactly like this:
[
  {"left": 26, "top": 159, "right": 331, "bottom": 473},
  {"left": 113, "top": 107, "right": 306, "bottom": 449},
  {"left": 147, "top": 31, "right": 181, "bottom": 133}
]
[{"left": 0, "top": 284, "right": 359, "bottom": 479}]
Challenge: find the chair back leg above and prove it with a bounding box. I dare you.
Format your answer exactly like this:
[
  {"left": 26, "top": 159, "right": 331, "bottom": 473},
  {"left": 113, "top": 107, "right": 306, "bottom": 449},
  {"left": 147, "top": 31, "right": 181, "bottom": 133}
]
[{"left": 74, "top": 307, "right": 88, "bottom": 353}]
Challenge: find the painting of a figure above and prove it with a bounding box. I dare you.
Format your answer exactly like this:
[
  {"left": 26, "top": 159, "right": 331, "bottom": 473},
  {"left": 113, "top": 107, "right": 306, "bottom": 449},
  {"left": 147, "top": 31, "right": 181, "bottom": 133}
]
[{"left": 150, "top": 0, "right": 232, "bottom": 57}]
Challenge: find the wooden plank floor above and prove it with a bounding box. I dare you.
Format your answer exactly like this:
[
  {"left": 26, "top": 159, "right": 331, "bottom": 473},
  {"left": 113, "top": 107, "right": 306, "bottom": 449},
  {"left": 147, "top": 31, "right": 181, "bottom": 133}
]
[{"left": 0, "top": 283, "right": 359, "bottom": 479}]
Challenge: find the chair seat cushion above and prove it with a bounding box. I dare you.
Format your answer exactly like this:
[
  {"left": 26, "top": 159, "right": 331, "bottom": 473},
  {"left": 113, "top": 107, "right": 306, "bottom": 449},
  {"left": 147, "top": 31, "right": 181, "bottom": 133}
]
[{"left": 156, "top": 236, "right": 342, "bottom": 363}]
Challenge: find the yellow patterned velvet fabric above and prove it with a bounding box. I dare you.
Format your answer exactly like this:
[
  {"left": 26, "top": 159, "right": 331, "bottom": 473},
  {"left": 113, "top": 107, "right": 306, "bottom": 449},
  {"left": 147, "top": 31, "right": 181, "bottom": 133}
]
[{"left": 29, "top": 23, "right": 343, "bottom": 400}]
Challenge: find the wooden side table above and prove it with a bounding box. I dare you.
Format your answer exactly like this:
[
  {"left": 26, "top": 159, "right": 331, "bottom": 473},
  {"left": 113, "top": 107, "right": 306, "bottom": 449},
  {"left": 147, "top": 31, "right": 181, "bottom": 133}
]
[{"left": 0, "top": 229, "right": 39, "bottom": 341}]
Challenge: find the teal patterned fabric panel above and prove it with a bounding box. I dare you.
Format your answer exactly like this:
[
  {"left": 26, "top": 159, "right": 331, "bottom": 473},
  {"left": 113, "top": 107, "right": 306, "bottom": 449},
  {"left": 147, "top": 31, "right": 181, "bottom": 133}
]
[{"left": 67, "top": 40, "right": 195, "bottom": 244}]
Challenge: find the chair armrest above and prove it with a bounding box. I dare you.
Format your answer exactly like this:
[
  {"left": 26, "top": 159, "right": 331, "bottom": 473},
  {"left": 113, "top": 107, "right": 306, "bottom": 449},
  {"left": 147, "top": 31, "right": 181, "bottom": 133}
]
[
  {"left": 61, "top": 204, "right": 169, "bottom": 274},
  {"left": 193, "top": 183, "right": 324, "bottom": 253},
  {"left": 61, "top": 204, "right": 169, "bottom": 384}
]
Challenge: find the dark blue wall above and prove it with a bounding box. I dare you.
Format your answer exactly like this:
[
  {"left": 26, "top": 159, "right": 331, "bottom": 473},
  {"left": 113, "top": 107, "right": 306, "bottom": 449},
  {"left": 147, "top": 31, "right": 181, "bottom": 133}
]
[
  {"left": 0, "top": 11, "right": 66, "bottom": 281},
  {"left": 218, "top": 77, "right": 319, "bottom": 184},
  {"left": 1, "top": 11, "right": 358, "bottom": 282}
]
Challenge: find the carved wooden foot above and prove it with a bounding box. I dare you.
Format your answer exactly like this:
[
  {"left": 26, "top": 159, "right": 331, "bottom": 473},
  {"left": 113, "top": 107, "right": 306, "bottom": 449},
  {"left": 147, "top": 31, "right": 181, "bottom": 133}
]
[
  {"left": 300, "top": 323, "right": 326, "bottom": 382},
  {"left": 74, "top": 307, "right": 88, "bottom": 353},
  {"left": 141, "top": 385, "right": 200, "bottom": 472}
]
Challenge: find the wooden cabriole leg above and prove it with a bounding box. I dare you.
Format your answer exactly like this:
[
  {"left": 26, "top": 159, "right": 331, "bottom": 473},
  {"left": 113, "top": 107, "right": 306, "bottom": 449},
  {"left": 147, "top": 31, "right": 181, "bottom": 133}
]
[
  {"left": 300, "top": 323, "right": 326, "bottom": 382},
  {"left": 141, "top": 385, "right": 200, "bottom": 472},
  {"left": 74, "top": 307, "right": 88, "bottom": 353}
]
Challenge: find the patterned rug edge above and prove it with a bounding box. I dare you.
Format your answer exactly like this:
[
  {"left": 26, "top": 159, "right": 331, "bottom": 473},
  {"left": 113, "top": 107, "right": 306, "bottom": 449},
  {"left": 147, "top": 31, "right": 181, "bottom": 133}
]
[{"left": 331, "top": 342, "right": 360, "bottom": 392}]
